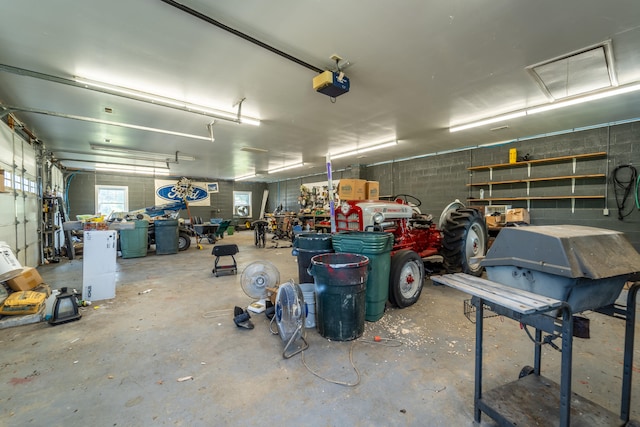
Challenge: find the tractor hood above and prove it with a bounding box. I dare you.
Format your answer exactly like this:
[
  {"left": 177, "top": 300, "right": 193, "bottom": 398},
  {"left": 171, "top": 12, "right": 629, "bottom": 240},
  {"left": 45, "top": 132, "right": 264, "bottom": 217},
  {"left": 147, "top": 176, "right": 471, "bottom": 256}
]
[{"left": 350, "top": 200, "right": 414, "bottom": 228}]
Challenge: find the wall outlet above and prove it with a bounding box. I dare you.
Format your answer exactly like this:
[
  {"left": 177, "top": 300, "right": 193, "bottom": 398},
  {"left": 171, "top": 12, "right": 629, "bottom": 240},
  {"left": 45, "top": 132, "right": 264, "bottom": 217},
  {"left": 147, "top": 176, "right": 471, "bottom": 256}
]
[{"left": 603, "top": 208, "right": 609, "bottom": 216}]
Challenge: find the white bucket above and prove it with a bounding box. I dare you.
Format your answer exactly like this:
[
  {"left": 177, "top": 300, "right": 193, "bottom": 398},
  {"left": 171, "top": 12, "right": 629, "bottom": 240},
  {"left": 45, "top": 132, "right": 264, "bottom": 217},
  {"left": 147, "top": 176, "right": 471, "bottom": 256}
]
[
  {"left": 0, "top": 241, "right": 23, "bottom": 282},
  {"left": 298, "top": 283, "right": 316, "bottom": 329}
]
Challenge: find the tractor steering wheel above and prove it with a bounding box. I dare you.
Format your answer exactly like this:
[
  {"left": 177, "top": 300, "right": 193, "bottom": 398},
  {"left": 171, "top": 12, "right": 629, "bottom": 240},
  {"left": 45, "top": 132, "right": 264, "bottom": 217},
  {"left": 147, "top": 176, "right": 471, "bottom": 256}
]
[{"left": 393, "top": 194, "right": 422, "bottom": 207}]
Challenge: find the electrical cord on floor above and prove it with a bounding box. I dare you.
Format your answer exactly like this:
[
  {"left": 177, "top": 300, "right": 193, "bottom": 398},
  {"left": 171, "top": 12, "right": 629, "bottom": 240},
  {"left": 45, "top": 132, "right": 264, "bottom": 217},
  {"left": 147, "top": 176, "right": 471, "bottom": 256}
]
[
  {"left": 300, "top": 336, "right": 404, "bottom": 387},
  {"left": 202, "top": 308, "right": 233, "bottom": 319},
  {"left": 612, "top": 164, "right": 638, "bottom": 220}
]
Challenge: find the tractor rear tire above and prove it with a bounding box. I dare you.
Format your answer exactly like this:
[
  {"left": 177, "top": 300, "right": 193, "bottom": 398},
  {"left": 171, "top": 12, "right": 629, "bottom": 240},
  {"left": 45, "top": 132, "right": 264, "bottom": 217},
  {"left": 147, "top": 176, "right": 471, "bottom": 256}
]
[
  {"left": 441, "top": 208, "right": 487, "bottom": 276},
  {"left": 389, "top": 249, "right": 425, "bottom": 308}
]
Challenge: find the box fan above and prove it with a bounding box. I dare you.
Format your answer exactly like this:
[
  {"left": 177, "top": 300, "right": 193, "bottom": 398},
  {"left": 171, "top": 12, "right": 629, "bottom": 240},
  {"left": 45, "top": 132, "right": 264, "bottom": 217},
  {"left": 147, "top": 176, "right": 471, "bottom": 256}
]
[{"left": 273, "top": 280, "right": 308, "bottom": 359}]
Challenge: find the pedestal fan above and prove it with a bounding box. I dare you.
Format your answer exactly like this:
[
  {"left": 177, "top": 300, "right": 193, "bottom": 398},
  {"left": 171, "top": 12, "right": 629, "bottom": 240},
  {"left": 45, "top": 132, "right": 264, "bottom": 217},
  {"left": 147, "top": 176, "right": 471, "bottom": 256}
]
[{"left": 240, "top": 260, "right": 280, "bottom": 313}]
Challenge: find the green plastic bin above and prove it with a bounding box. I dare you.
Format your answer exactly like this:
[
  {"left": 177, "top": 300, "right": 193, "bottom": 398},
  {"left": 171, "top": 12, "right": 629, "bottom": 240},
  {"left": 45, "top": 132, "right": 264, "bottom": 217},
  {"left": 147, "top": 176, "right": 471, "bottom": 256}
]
[
  {"left": 308, "top": 253, "right": 369, "bottom": 341},
  {"left": 331, "top": 231, "right": 393, "bottom": 322},
  {"left": 292, "top": 233, "right": 333, "bottom": 284},
  {"left": 227, "top": 225, "right": 235, "bottom": 236},
  {"left": 154, "top": 219, "right": 179, "bottom": 255},
  {"left": 120, "top": 220, "right": 149, "bottom": 259}
]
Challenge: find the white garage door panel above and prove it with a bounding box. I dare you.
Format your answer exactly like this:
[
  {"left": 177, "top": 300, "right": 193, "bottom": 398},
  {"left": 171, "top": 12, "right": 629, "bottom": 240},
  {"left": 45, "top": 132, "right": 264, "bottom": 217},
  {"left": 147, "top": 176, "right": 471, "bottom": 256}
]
[
  {"left": 23, "top": 196, "right": 39, "bottom": 266},
  {"left": 0, "top": 121, "right": 39, "bottom": 267}
]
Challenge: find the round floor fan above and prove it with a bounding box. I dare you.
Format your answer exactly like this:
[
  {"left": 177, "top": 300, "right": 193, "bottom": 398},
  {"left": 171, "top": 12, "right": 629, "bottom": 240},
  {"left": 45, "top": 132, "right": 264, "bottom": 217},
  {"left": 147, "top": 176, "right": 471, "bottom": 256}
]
[
  {"left": 274, "top": 280, "right": 309, "bottom": 359},
  {"left": 240, "top": 260, "right": 280, "bottom": 314}
]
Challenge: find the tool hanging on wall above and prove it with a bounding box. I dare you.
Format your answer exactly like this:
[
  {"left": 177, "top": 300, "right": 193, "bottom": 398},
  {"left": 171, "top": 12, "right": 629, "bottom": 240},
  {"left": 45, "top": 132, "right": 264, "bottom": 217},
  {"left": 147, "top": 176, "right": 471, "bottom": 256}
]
[{"left": 611, "top": 164, "right": 638, "bottom": 220}]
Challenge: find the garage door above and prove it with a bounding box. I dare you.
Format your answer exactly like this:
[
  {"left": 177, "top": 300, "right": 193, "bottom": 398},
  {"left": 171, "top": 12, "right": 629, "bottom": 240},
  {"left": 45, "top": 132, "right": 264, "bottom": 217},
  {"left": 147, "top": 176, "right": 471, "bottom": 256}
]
[{"left": 0, "top": 121, "right": 39, "bottom": 267}]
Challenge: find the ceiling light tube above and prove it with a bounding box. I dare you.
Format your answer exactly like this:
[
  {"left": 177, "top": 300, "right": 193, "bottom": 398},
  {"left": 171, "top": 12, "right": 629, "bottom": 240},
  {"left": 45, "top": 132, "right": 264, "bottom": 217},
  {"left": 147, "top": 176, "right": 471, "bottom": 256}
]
[
  {"left": 4, "top": 104, "right": 214, "bottom": 142},
  {"left": 267, "top": 162, "right": 305, "bottom": 174},
  {"left": 331, "top": 140, "right": 398, "bottom": 159},
  {"left": 75, "top": 76, "right": 261, "bottom": 126},
  {"left": 234, "top": 173, "right": 257, "bottom": 181},
  {"left": 450, "top": 112, "right": 527, "bottom": 133},
  {"left": 526, "top": 82, "right": 640, "bottom": 115},
  {"left": 449, "top": 82, "right": 640, "bottom": 133}
]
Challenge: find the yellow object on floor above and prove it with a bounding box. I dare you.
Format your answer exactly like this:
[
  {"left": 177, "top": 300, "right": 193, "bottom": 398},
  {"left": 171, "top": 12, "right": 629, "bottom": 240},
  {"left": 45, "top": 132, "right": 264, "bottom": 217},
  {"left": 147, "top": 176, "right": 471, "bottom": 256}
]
[{"left": 0, "top": 290, "right": 46, "bottom": 315}]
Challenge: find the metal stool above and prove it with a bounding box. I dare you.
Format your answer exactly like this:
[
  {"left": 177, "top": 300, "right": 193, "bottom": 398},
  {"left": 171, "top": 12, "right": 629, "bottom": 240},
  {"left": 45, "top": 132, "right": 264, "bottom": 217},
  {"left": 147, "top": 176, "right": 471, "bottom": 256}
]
[{"left": 212, "top": 244, "right": 239, "bottom": 277}]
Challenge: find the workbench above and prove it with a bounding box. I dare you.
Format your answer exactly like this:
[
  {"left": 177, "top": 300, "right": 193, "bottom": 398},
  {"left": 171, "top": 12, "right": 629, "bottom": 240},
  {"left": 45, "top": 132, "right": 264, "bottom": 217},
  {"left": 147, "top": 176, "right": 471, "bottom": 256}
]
[{"left": 431, "top": 273, "right": 638, "bottom": 427}]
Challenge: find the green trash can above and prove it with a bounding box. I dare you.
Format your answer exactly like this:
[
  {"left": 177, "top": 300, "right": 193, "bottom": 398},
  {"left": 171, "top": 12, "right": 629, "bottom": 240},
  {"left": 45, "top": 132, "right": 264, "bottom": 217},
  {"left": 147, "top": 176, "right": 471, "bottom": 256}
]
[
  {"left": 308, "top": 253, "right": 369, "bottom": 341},
  {"left": 331, "top": 231, "right": 393, "bottom": 322},
  {"left": 120, "top": 220, "right": 149, "bottom": 259},
  {"left": 292, "top": 233, "right": 333, "bottom": 284},
  {"left": 154, "top": 219, "right": 179, "bottom": 255},
  {"left": 227, "top": 225, "right": 235, "bottom": 236}
]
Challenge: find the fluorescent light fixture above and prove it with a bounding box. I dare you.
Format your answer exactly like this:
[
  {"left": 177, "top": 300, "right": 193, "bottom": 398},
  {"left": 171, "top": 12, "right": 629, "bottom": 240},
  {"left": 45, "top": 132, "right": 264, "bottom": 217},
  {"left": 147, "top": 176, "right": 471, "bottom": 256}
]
[
  {"left": 240, "top": 146, "right": 269, "bottom": 153},
  {"left": 330, "top": 140, "right": 398, "bottom": 160},
  {"left": 450, "top": 112, "right": 527, "bottom": 133},
  {"left": 234, "top": 173, "right": 257, "bottom": 181},
  {"left": 267, "top": 162, "right": 305, "bottom": 174},
  {"left": 90, "top": 144, "right": 195, "bottom": 161},
  {"left": 527, "top": 82, "right": 640, "bottom": 115},
  {"left": 4, "top": 104, "right": 214, "bottom": 142},
  {"left": 75, "top": 76, "right": 261, "bottom": 126},
  {"left": 449, "top": 82, "right": 640, "bottom": 133},
  {"left": 95, "top": 163, "right": 170, "bottom": 176}
]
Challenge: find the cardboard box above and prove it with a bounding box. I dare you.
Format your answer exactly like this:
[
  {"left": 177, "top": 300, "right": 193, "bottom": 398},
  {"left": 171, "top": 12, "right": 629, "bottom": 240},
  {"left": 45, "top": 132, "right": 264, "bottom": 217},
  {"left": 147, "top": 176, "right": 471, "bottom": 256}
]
[
  {"left": 485, "top": 214, "right": 505, "bottom": 228},
  {"left": 338, "top": 179, "right": 367, "bottom": 200},
  {"left": 5, "top": 267, "right": 44, "bottom": 292},
  {"left": 365, "top": 181, "right": 379, "bottom": 200},
  {"left": 485, "top": 205, "right": 512, "bottom": 216},
  {"left": 506, "top": 208, "right": 530, "bottom": 224}
]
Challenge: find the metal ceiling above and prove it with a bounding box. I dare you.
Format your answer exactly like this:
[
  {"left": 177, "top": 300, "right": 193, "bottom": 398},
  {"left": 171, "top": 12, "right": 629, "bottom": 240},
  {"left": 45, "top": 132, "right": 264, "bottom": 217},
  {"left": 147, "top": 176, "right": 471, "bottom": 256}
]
[{"left": 0, "top": 0, "right": 639, "bottom": 182}]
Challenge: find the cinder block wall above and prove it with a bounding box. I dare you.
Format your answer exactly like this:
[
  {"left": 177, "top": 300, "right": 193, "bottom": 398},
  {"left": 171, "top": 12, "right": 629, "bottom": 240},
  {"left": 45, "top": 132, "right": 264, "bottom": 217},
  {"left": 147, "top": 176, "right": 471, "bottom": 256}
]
[
  {"left": 268, "top": 121, "right": 640, "bottom": 250},
  {"left": 67, "top": 173, "right": 267, "bottom": 225}
]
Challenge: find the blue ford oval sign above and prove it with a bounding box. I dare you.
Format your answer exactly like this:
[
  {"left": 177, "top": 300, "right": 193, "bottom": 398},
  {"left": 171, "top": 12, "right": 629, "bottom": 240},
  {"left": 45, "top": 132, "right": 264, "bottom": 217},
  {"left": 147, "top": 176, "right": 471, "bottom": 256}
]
[{"left": 156, "top": 184, "right": 208, "bottom": 202}]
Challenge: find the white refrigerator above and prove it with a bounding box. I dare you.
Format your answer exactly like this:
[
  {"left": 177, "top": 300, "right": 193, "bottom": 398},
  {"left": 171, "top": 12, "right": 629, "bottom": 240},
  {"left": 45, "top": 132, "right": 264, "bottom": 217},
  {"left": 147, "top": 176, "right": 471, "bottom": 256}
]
[{"left": 82, "top": 230, "right": 117, "bottom": 301}]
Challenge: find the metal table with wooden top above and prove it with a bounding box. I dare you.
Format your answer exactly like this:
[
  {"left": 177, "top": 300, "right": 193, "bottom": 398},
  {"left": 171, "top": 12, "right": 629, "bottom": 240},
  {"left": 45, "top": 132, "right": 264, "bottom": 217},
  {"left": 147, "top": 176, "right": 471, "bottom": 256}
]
[{"left": 431, "top": 273, "right": 639, "bottom": 427}]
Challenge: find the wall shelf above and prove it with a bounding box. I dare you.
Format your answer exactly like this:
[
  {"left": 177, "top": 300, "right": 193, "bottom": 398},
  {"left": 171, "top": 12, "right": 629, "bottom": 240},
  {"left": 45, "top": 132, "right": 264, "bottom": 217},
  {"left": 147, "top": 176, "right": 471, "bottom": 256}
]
[
  {"left": 468, "top": 195, "right": 605, "bottom": 202},
  {"left": 466, "top": 173, "right": 605, "bottom": 187},
  {"left": 467, "top": 152, "right": 607, "bottom": 213},
  {"left": 467, "top": 152, "right": 606, "bottom": 172}
]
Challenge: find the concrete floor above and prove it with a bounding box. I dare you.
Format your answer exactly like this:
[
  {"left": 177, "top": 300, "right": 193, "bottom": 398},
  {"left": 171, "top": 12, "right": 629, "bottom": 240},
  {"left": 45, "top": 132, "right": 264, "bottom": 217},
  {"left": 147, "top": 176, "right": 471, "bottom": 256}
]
[{"left": 1, "top": 229, "right": 639, "bottom": 427}]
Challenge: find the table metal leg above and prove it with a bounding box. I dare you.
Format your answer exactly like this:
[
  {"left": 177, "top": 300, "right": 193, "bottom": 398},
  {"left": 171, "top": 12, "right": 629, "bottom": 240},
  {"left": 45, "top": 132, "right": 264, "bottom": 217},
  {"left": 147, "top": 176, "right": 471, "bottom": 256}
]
[
  {"left": 534, "top": 328, "right": 542, "bottom": 375},
  {"left": 621, "top": 283, "right": 639, "bottom": 422},
  {"left": 474, "top": 298, "right": 484, "bottom": 423},
  {"left": 559, "top": 303, "right": 573, "bottom": 427}
]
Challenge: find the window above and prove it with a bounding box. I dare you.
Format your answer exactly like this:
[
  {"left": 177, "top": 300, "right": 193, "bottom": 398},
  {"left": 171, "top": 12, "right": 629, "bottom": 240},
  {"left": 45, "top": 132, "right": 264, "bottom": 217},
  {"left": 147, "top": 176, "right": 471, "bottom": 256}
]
[
  {"left": 233, "top": 191, "right": 252, "bottom": 217},
  {"left": 95, "top": 185, "right": 128, "bottom": 216}
]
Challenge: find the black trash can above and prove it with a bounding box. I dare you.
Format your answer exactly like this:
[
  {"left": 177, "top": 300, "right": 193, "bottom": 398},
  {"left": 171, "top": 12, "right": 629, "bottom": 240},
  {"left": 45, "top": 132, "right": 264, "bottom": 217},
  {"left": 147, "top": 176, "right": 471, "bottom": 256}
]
[
  {"left": 308, "top": 252, "right": 369, "bottom": 341},
  {"left": 292, "top": 233, "right": 333, "bottom": 284}
]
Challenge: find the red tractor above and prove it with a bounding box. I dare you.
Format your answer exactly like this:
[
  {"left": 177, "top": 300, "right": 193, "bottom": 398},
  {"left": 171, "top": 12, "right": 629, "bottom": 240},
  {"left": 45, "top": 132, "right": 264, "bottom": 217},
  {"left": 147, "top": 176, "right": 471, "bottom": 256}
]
[{"left": 335, "top": 195, "right": 487, "bottom": 308}]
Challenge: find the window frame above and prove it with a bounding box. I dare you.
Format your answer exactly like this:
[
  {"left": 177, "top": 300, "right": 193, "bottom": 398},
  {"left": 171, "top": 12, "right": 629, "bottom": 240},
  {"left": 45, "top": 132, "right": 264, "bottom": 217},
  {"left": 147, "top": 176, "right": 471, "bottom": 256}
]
[
  {"left": 95, "top": 185, "right": 129, "bottom": 216},
  {"left": 232, "top": 190, "right": 252, "bottom": 218}
]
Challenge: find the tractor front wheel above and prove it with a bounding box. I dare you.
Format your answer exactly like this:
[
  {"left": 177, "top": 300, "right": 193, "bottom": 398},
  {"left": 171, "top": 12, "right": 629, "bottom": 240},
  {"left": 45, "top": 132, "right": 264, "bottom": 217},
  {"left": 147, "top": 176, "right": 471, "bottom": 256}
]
[
  {"left": 389, "top": 249, "right": 425, "bottom": 308},
  {"left": 441, "top": 208, "right": 487, "bottom": 276}
]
